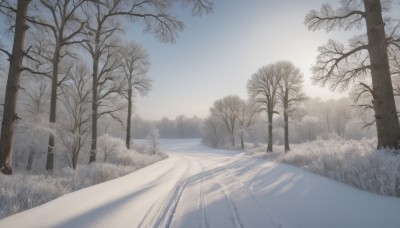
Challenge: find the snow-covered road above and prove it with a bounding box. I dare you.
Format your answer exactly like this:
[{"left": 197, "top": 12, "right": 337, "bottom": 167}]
[{"left": 2, "top": 139, "right": 400, "bottom": 228}]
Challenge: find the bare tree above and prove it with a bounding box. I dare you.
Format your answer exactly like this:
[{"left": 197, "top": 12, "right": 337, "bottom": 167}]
[
  {"left": 118, "top": 41, "right": 151, "bottom": 149},
  {"left": 247, "top": 65, "right": 281, "bottom": 152},
  {"left": 202, "top": 115, "right": 225, "bottom": 148},
  {"left": 237, "top": 100, "right": 257, "bottom": 150},
  {"left": 305, "top": 0, "right": 400, "bottom": 149},
  {"left": 59, "top": 64, "right": 91, "bottom": 170},
  {"left": 25, "top": 0, "right": 87, "bottom": 171},
  {"left": 210, "top": 95, "right": 243, "bottom": 148},
  {"left": 148, "top": 125, "right": 159, "bottom": 155},
  {"left": 20, "top": 76, "right": 49, "bottom": 172},
  {"left": 275, "top": 61, "right": 306, "bottom": 152},
  {"left": 0, "top": 0, "right": 31, "bottom": 174},
  {"left": 81, "top": 0, "right": 185, "bottom": 163}
]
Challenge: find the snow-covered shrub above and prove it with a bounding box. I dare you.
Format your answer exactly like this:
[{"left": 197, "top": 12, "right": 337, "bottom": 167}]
[
  {"left": 0, "top": 173, "right": 70, "bottom": 219},
  {"left": 248, "top": 138, "right": 400, "bottom": 197},
  {"left": 98, "top": 134, "right": 121, "bottom": 162},
  {"left": 131, "top": 143, "right": 147, "bottom": 154},
  {"left": 97, "top": 133, "right": 167, "bottom": 165},
  {"left": 0, "top": 134, "right": 168, "bottom": 219}
]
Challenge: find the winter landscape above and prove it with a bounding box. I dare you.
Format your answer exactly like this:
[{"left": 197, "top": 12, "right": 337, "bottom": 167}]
[{"left": 1, "top": 0, "right": 400, "bottom": 228}]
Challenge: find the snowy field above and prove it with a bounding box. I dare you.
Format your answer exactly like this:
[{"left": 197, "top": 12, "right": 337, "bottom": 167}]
[{"left": 1, "top": 139, "right": 400, "bottom": 228}]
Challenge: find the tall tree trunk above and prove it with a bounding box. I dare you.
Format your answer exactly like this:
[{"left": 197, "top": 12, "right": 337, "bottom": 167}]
[
  {"left": 89, "top": 60, "right": 98, "bottom": 163},
  {"left": 363, "top": 0, "right": 400, "bottom": 149},
  {"left": 72, "top": 134, "right": 79, "bottom": 170},
  {"left": 284, "top": 98, "right": 290, "bottom": 153},
  {"left": 126, "top": 88, "right": 132, "bottom": 149},
  {"left": 230, "top": 130, "right": 235, "bottom": 148},
  {"left": 0, "top": 0, "right": 30, "bottom": 175},
  {"left": 26, "top": 146, "right": 34, "bottom": 172},
  {"left": 89, "top": 30, "right": 101, "bottom": 164},
  {"left": 46, "top": 43, "right": 60, "bottom": 170},
  {"left": 267, "top": 111, "right": 273, "bottom": 152},
  {"left": 240, "top": 131, "right": 244, "bottom": 150},
  {"left": 89, "top": 86, "right": 97, "bottom": 163}
]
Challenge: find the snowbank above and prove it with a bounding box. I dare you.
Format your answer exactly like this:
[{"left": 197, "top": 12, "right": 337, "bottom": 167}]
[
  {"left": 247, "top": 138, "right": 400, "bottom": 197},
  {"left": 0, "top": 137, "right": 167, "bottom": 219}
]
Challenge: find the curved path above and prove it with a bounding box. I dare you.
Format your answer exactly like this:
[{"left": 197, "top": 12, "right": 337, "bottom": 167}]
[{"left": 1, "top": 139, "right": 400, "bottom": 228}]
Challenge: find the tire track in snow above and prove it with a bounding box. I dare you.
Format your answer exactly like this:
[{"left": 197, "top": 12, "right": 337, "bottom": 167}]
[
  {"left": 236, "top": 184, "right": 284, "bottom": 228},
  {"left": 196, "top": 160, "right": 210, "bottom": 228},
  {"left": 138, "top": 155, "right": 191, "bottom": 228},
  {"left": 207, "top": 160, "right": 244, "bottom": 228},
  {"left": 153, "top": 155, "right": 192, "bottom": 228},
  {"left": 220, "top": 159, "right": 285, "bottom": 228}
]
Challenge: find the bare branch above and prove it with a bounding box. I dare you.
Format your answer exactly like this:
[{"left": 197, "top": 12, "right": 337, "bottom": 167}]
[
  {"left": 20, "top": 67, "right": 51, "bottom": 77},
  {"left": 312, "top": 39, "right": 369, "bottom": 91},
  {"left": 305, "top": 1, "right": 365, "bottom": 32},
  {"left": 0, "top": 47, "right": 11, "bottom": 58}
]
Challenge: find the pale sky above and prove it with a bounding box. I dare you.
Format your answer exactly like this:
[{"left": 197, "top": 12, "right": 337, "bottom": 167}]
[{"left": 129, "top": 0, "right": 359, "bottom": 120}]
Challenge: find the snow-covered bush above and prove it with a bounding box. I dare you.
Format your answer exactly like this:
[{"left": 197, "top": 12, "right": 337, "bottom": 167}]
[
  {"left": 97, "top": 133, "right": 167, "bottom": 165},
  {"left": 0, "top": 173, "right": 70, "bottom": 219},
  {"left": 247, "top": 138, "right": 400, "bottom": 197},
  {"left": 0, "top": 134, "right": 168, "bottom": 219}
]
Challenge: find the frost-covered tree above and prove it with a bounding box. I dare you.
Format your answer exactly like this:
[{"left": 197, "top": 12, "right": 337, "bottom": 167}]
[
  {"left": 210, "top": 95, "right": 243, "bottom": 148},
  {"left": 118, "top": 41, "right": 152, "bottom": 149},
  {"left": 237, "top": 101, "right": 257, "bottom": 150},
  {"left": 276, "top": 61, "right": 306, "bottom": 152},
  {"left": 59, "top": 64, "right": 91, "bottom": 170},
  {"left": 19, "top": 76, "right": 50, "bottom": 172},
  {"left": 202, "top": 115, "right": 226, "bottom": 148},
  {"left": 26, "top": 0, "right": 87, "bottom": 171},
  {"left": 98, "top": 134, "right": 119, "bottom": 162},
  {"left": 148, "top": 125, "right": 159, "bottom": 155},
  {"left": 247, "top": 65, "right": 281, "bottom": 152},
  {"left": 305, "top": 0, "right": 400, "bottom": 149}
]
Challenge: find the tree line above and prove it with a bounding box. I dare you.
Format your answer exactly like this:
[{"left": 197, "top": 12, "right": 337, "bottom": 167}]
[
  {"left": 105, "top": 115, "right": 203, "bottom": 140},
  {"left": 202, "top": 96, "right": 376, "bottom": 149},
  {"left": 0, "top": 0, "right": 213, "bottom": 175}
]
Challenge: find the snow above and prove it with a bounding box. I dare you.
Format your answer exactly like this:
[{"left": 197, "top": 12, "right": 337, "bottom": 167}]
[
  {"left": 247, "top": 138, "right": 400, "bottom": 197},
  {"left": 1, "top": 139, "right": 400, "bottom": 228}
]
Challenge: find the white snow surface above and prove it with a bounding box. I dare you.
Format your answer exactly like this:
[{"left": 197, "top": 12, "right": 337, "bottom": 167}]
[{"left": 1, "top": 139, "right": 400, "bottom": 228}]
